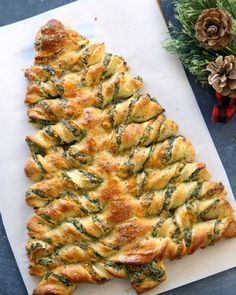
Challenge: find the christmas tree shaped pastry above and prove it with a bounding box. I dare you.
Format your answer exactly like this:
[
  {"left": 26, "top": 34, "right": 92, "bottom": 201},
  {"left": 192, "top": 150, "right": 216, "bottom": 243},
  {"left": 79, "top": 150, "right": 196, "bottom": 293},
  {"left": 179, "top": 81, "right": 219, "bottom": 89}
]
[{"left": 25, "top": 20, "right": 236, "bottom": 295}]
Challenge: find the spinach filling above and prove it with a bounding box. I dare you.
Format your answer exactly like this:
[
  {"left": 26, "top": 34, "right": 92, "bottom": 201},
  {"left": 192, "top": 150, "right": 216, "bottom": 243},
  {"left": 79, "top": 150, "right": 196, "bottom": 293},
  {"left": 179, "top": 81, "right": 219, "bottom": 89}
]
[
  {"left": 139, "top": 124, "right": 153, "bottom": 146},
  {"left": 80, "top": 46, "right": 90, "bottom": 65},
  {"left": 55, "top": 84, "right": 64, "bottom": 95},
  {"left": 162, "top": 186, "right": 176, "bottom": 211},
  {"left": 79, "top": 170, "right": 103, "bottom": 185},
  {"left": 156, "top": 118, "right": 166, "bottom": 140},
  {"left": 122, "top": 148, "right": 136, "bottom": 176},
  {"left": 59, "top": 98, "right": 68, "bottom": 111},
  {"left": 101, "top": 53, "right": 114, "bottom": 79},
  {"left": 52, "top": 273, "right": 73, "bottom": 287},
  {"left": 190, "top": 183, "right": 202, "bottom": 199},
  {"left": 103, "top": 53, "right": 112, "bottom": 67},
  {"left": 162, "top": 136, "right": 175, "bottom": 163},
  {"left": 38, "top": 213, "right": 54, "bottom": 224},
  {"left": 79, "top": 242, "right": 89, "bottom": 251},
  {"left": 77, "top": 199, "right": 88, "bottom": 214},
  {"left": 138, "top": 171, "right": 149, "bottom": 196},
  {"left": 42, "top": 65, "right": 55, "bottom": 76},
  {"left": 152, "top": 219, "right": 165, "bottom": 237},
  {"left": 92, "top": 215, "right": 106, "bottom": 232},
  {"left": 27, "top": 241, "right": 45, "bottom": 255},
  {"left": 44, "top": 125, "right": 55, "bottom": 138},
  {"left": 183, "top": 227, "right": 192, "bottom": 248},
  {"left": 141, "top": 145, "right": 154, "bottom": 170},
  {"left": 90, "top": 198, "right": 103, "bottom": 211},
  {"left": 26, "top": 189, "right": 47, "bottom": 199},
  {"left": 37, "top": 257, "right": 54, "bottom": 266},
  {"left": 104, "top": 261, "right": 124, "bottom": 270},
  {"left": 96, "top": 85, "right": 104, "bottom": 107},
  {"left": 29, "top": 118, "right": 53, "bottom": 128},
  {"left": 127, "top": 261, "right": 165, "bottom": 285},
  {"left": 32, "top": 154, "right": 46, "bottom": 174},
  {"left": 115, "top": 125, "right": 123, "bottom": 149},
  {"left": 70, "top": 219, "right": 97, "bottom": 240},
  {"left": 38, "top": 83, "right": 50, "bottom": 98},
  {"left": 44, "top": 126, "right": 65, "bottom": 145},
  {"left": 79, "top": 75, "right": 86, "bottom": 87},
  {"left": 148, "top": 261, "right": 165, "bottom": 282},
  {"left": 61, "top": 119, "right": 83, "bottom": 139},
  {"left": 26, "top": 138, "right": 45, "bottom": 156},
  {"left": 38, "top": 101, "right": 57, "bottom": 119},
  {"left": 68, "top": 148, "right": 91, "bottom": 164},
  {"left": 199, "top": 199, "right": 220, "bottom": 220},
  {"left": 188, "top": 167, "right": 202, "bottom": 181},
  {"left": 208, "top": 220, "right": 221, "bottom": 246},
  {"left": 171, "top": 219, "right": 181, "bottom": 244},
  {"left": 125, "top": 95, "right": 140, "bottom": 123},
  {"left": 112, "top": 79, "right": 120, "bottom": 101}
]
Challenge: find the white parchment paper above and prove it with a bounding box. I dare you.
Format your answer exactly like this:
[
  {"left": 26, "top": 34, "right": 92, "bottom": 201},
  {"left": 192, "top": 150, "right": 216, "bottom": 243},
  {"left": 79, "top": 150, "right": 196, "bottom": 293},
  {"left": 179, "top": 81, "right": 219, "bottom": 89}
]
[{"left": 0, "top": 0, "right": 235, "bottom": 294}]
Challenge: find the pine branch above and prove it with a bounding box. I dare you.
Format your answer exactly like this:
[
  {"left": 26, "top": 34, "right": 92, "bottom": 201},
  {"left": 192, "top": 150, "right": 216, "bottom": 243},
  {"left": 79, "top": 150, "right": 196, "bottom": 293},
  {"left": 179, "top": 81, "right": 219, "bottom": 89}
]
[{"left": 163, "top": 0, "right": 236, "bottom": 85}]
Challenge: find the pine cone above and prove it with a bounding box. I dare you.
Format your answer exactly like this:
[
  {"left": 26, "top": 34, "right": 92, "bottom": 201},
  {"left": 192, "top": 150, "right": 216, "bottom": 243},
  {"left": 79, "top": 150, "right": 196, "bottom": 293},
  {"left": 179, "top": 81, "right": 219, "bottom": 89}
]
[
  {"left": 195, "top": 8, "right": 232, "bottom": 50},
  {"left": 207, "top": 55, "right": 236, "bottom": 98}
]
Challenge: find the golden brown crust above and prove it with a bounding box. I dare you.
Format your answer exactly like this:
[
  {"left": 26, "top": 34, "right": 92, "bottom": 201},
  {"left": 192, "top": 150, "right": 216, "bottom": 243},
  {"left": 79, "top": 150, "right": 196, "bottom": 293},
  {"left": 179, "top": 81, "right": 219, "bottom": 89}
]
[
  {"left": 34, "top": 19, "right": 82, "bottom": 65},
  {"left": 24, "top": 19, "right": 236, "bottom": 295},
  {"left": 221, "top": 216, "right": 236, "bottom": 238}
]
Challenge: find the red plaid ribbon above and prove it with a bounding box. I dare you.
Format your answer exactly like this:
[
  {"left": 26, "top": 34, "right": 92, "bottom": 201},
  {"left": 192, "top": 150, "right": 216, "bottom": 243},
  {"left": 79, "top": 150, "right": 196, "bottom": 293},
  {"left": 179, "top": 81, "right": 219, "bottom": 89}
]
[{"left": 211, "top": 92, "right": 235, "bottom": 123}]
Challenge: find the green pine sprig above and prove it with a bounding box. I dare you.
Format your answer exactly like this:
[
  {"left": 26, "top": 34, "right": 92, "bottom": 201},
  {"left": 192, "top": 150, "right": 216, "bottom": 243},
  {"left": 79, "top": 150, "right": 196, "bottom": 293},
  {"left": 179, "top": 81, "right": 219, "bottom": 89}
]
[{"left": 163, "top": 0, "right": 236, "bottom": 85}]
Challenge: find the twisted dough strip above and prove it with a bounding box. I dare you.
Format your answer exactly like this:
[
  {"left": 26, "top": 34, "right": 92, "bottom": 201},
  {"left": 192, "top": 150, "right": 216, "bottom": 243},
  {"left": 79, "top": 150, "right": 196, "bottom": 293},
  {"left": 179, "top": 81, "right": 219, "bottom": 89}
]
[
  {"left": 27, "top": 210, "right": 234, "bottom": 273},
  {"left": 127, "top": 161, "right": 211, "bottom": 197},
  {"left": 25, "top": 52, "right": 128, "bottom": 120},
  {"left": 28, "top": 93, "right": 162, "bottom": 127},
  {"left": 31, "top": 258, "right": 166, "bottom": 295},
  {"left": 137, "top": 180, "right": 225, "bottom": 217},
  {"left": 25, "top": 135, "right": 194, "bottom": 181},
  {"left": 108, "top": 114, "right": 178, "bottom": 152},
  {"left": 25, "top": 149, "right": 199, "bottom": 209},
  {"left": 26, "top": 180, "right": 226, "bottom": 243},
  {"left": 111, "top": 216, "right": 236, "bottom": 263},
  {"left": 26, "top": 168, "right": 103, "bottom": 208},
  {"left": 26, "top": 180, "right": 227, "bottom": 268},
  {"left": 117, "top": 135, "right": 195, "bottom": 177},
  {"left": 25, "top": 50, "right": 139, "bottom": 105},
  {"left": 26, "top": 112, "right": 178, "bottom": 156},
  {"left": 25, "top": 140, "right": 198, "bottom": 209},
  {"left": 26, "top": 68, "right": 141, "bottom": 108},
  {"left": 25, "top": 145, "right": 94, "bottom": 181}
]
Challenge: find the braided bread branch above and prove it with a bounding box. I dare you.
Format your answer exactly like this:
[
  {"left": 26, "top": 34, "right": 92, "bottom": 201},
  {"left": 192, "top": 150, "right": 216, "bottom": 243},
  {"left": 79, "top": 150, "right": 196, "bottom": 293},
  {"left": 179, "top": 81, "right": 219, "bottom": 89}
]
[
  {"left": 137, "top": 181, "right": 225, "bottom": 217},
  {"left": 26, "top": 113, "right": 177, "bottom": 158},
  {"left": 28, "top": 215, "right": 236, "bottom": 294},
  {"left": 25, "top": 134, "right": 190, "bottom": 182},
  {"left": 27, "top": 93, "right": 162, "bottom": 127},
  {"left": 25, "top": 51, "right": 139, "bottom": 105},
  {"left": 26, "top": 159, "right": 206, "bottom": 210},
  {"left": 26, "top": 169, "right": 103, "bottom": 208},
  {"left": 27, "top": 181, "right": 227, "bottom": 262},
  {"left": 112, "top": 216, "right": 236, "bottom": 264},
  {"left": 28, "top": 190, "right": 230, "bottom": 264}
]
